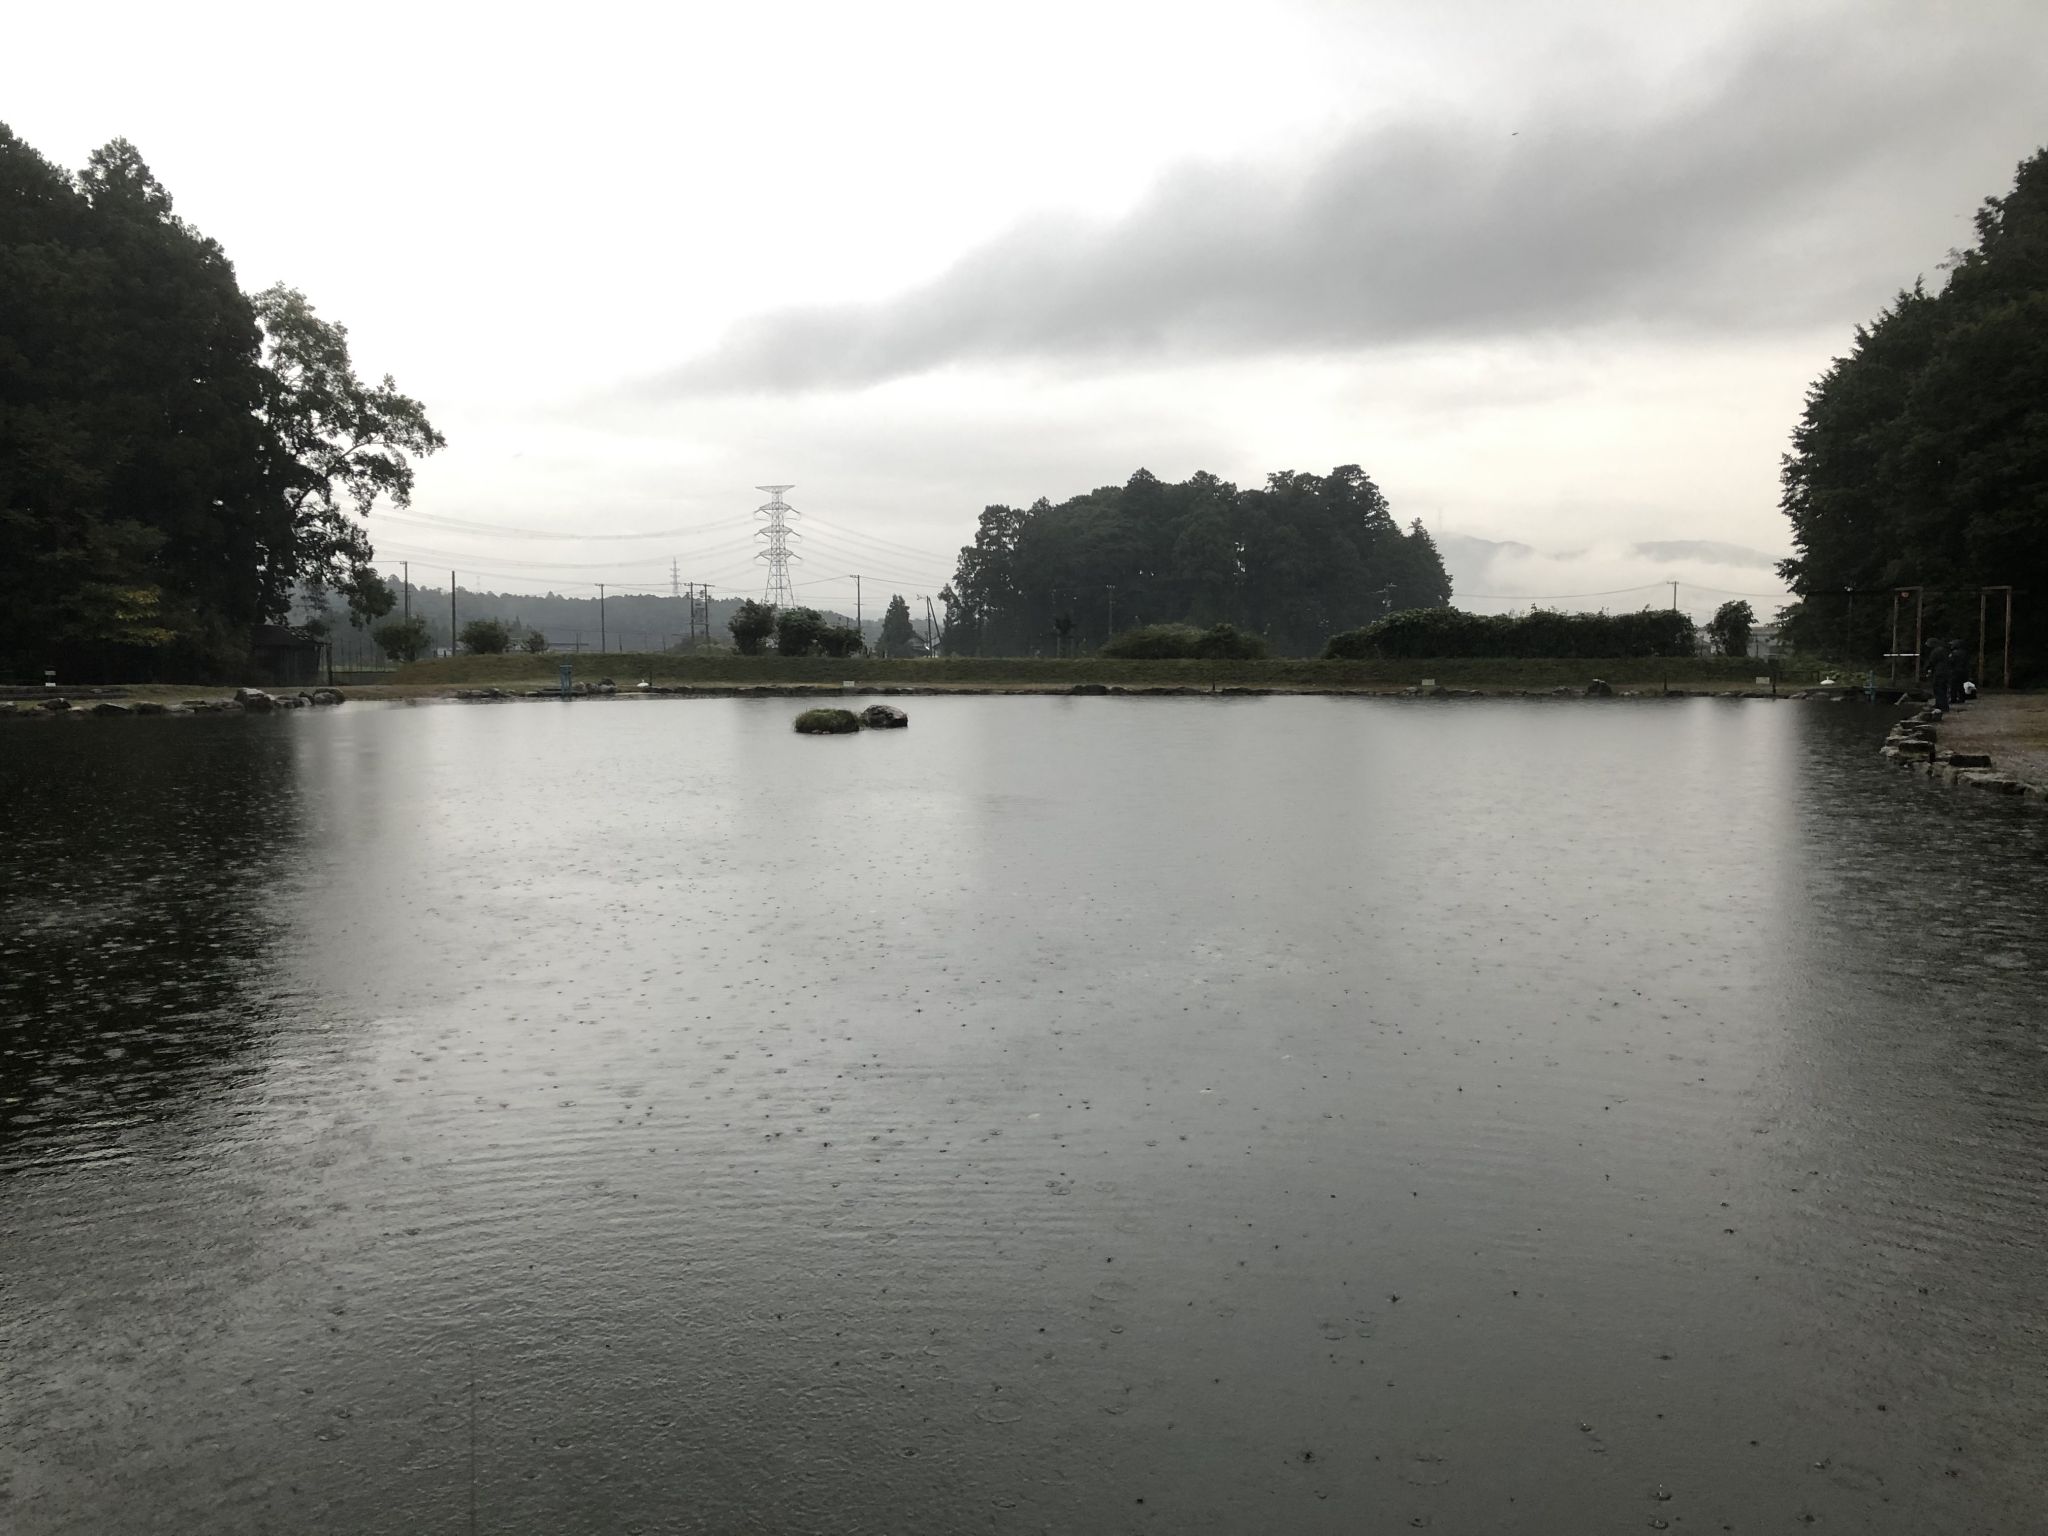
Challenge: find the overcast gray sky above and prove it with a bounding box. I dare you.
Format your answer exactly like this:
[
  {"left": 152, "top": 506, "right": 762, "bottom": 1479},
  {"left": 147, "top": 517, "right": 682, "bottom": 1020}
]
[{"left": 7, "top": 0, "right": 2045, "bottom": 616}]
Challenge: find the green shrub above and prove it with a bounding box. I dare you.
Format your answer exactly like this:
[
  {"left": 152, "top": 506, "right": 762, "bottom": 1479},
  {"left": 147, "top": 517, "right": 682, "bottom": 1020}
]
[
  {"left": 1100, "top": 624, "right": 1204, "bottom": 659},
  {"left": 372, "top": 613, "right": 431, "bottom": 663},
  {"left": 1102, "top": 622, "right": 1270, "bottom": 660},
  {"left": 817, "top": 624, "right": 866, "bottom": 659},
  {"left": 458, "top": 618, "right": 512, "bottom": 654},
  {"left": 1193, "top": 623, "right": 1269, "bottom": 660}
]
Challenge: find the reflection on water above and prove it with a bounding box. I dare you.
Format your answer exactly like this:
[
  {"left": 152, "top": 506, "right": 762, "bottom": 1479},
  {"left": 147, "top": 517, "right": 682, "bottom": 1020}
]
[
  {"left": 3, "top": 698, "right": 2045, "bottom": 1534},
  {"left": 0, "top": 722, "right": 311, "bottom": 1153}
]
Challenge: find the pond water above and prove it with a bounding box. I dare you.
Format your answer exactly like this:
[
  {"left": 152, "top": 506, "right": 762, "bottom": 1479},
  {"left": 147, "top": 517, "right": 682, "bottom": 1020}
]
[{"left": 3, "top": 696, "right": 2046, "bottom": 1534}]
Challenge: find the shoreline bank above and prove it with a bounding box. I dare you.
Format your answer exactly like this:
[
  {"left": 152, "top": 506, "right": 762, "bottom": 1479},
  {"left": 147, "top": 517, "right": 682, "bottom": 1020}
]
[{"left": 5, "top": 676, "right": 1927, "bottom": 719}]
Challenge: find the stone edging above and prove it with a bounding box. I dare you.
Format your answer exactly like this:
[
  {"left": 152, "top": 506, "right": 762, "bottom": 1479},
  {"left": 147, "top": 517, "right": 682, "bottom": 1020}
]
[{"left": 1880, "top": 706, "right": 2041, "bottom": 802}]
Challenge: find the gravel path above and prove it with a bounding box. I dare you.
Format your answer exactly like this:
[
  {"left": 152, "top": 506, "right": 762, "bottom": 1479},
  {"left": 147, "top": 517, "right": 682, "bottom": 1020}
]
[{"left": 1939, "top": 693, "right": 2048, "bottom": 789}]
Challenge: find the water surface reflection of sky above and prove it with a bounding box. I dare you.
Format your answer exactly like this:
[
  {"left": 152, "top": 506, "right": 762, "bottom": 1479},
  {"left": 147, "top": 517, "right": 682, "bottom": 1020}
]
[{"left": 3, "top": 697, "right": 2044, "bottom": 1534}]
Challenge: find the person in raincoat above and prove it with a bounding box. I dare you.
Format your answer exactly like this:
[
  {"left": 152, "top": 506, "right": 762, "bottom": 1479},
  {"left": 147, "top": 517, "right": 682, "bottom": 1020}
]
[{"left": 1928, "top": 642, "right": 1956, "bottom": 710}]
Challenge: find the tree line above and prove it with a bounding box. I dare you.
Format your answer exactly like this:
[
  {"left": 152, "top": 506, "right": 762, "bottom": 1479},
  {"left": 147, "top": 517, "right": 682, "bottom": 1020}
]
[
  {"left": 314, "top": 579, "right": 843, "bottom": 660},
  {"left": 1325, "top": 607, "right": 1699, "bottom": 661},
  {"left": 1777, "top": 148, "right": 2047, "bottom": 674},
  {"left": 0, "top": 125, "right": 442, "bottom": 681},
  {"left": 938, "top": 465, "right": 1452, "bottom": 658}
]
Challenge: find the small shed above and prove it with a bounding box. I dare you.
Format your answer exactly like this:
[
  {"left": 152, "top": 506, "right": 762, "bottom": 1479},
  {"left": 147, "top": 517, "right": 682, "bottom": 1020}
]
[{"left": 250, "top": 625, "right": 321, "bottom": 687}]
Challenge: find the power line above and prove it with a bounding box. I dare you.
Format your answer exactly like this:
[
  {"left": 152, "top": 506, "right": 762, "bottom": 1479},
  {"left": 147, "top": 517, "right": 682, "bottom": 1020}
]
[
  {"left": 376, "top": 509, "right": 757, "bottom": 542},
  {"left": 794, "top": 551, "right": 955, "bottom": 591},
  {"left": 372, "top": 539, "right": 677, "bottom": 572},
  {"left": 374, "top": 560, "right": 733, "bottom": 592},
  {"left": 1677, "top": 582, "right": 1799, "bottom": 599},
  {"left": 799, "top": 513, "right": 957, "bottom": 564},
  {"left": 375, "top": 525, "right": 751, "bottom": 565},
  {"left": 1454, "top": 582, "right": 1668, "bottom": 601}
]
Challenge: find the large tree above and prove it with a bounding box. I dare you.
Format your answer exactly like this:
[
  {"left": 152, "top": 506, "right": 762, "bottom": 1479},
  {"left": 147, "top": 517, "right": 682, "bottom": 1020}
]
[
  {"left": 727, "top": 599, "right": 775, "bottom": 654},
  {"left": 1, "top": 129, "right": 276, "bottom": 675},
  {"left": 0, "top": 124, "right": 442, "bottom": 681},
  {"left": 878, "top": 593, "right": 916, "bottom": 656},
  {"left": 253, "top": 284, "right": 443, "bottom": 626},
  {"left": 1706, "top": 600, "right": 1754, "bottom": 658},
  {"left": 1778, "top": 149, "right": 2048, "bottom": 672}
]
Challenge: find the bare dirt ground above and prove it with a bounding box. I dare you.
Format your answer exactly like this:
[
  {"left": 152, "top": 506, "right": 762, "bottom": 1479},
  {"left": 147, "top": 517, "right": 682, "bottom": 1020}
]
[{"left": 1940, "top": 693, "right": 2048, "bottom": 790}]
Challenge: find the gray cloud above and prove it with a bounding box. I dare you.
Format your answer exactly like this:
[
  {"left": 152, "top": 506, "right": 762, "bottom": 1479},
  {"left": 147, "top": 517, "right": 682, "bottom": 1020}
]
[{"left": 647, "top": 9, "right": 2045, "bottom": 395}]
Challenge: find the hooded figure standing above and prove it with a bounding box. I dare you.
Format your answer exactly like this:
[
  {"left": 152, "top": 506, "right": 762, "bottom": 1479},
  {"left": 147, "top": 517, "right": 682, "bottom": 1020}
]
[{"left": 1929, "top": 643, "right": 1955, "bottom": 710}]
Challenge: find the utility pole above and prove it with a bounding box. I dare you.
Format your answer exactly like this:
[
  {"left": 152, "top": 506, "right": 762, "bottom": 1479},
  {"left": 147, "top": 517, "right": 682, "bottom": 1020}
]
[
  {"left": 854, "top": 574, "right": 862, "bottom": 640},
  {"left": 671, "top": 559, "right": 680, "bottom": 600},
  {"left": 1670, "top": 580, "right": 1679, "bottom": 613},
  {"left": 402, "top": 560, "right": 410, "bottom": 622},
  {"left": 923, "top": 595, "right": 938, "bottom": 650},
  {"left": 598, "top": 583, "right": 607, "bottom": 654},
  {"left": 450, "top": 571, "right": 457, "bottom": 655}
]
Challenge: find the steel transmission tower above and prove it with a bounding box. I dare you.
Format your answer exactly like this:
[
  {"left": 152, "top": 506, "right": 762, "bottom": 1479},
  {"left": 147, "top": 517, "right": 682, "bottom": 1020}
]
[
  {"left": 689, "top": 582, "right": 711, "bottom": 648},
  {"left": 754, "top": 485, "right": 800, "bottom": 605}
]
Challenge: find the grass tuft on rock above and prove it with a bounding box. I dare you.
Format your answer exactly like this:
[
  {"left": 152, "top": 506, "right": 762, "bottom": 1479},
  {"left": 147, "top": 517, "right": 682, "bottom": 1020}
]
[{"left": 794, "top": 707, "right": 862, "bottom": 734}]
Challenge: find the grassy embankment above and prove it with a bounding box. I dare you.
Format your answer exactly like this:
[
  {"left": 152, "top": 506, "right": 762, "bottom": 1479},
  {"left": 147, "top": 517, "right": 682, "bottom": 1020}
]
[{"left": 391, "top": 652, "right": 1828, "bottom": 693}]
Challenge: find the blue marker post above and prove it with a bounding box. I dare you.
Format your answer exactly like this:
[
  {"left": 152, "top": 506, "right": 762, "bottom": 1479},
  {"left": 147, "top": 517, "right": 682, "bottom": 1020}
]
[{"left": 559, "top": 660, "right": 574, "bottom": 699}]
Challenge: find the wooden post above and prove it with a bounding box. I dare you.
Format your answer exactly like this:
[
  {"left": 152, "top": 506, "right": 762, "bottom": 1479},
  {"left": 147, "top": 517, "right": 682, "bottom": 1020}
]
[
  {"left": 1980, "top": 589, "right": 1989, "bottom": 688},
  {"left": 2004, "top": 586, "right": 2014, "bottom": 689},
  {"left": 1913, "top": 588, "right": 1924, "bottom": 685}
]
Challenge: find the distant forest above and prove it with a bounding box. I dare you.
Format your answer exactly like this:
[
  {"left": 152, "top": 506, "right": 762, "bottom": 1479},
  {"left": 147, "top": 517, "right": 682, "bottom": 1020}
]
[
  {"left": 939, "top": 465, "right": 1451, "bottom": 657},
  {"left": 1779, "top": 148, "right": 2047, "bottom": 673}
]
